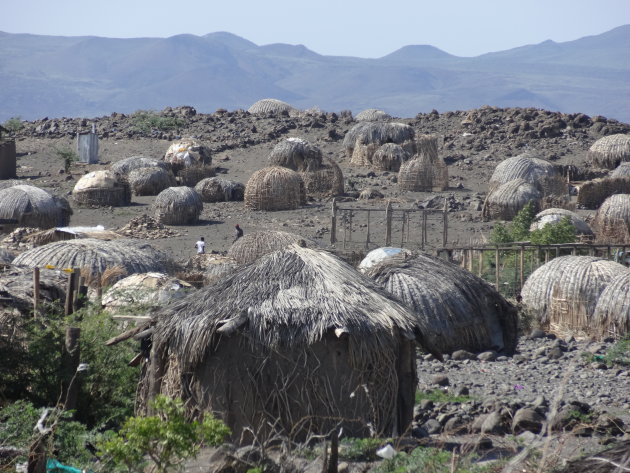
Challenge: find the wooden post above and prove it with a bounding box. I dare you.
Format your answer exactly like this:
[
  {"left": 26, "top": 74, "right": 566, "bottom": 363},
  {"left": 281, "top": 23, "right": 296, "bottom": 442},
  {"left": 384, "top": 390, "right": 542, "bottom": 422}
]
[
  {"left": 365, "top": 210, "right": 371, "bottom": 249},
  {"left": 33, "top": 267, "right": 40, "bottom": 316},
  {"left": 495, "top": 247, "right": 500, "bottom": 291},
  {"left": 545, "top": 248, "right": 549, "bottom": 263},
  {"left": 72, "top": 268, "right": 81, "bottom": 310},
  {"left": 555, "top": 246, "right": 560, "bottom": 258},
  {"left": 421, "top": 210, "right": 426, "bottom": 249},
  {"left": 468, "top": 249, "right": 473, "bottom": 272},
  {"left": 519, "top": 244, "right": 525, "bottom": 292},
  {"left": 61, "top": 327, "right": 81, "bottom": 411},
  {"left": 348, "top": 211, "right": 353, "bottom": 243},
  {"left": 385, "top": 201, "right": 393, "bottom": 246},
  {"left": 326, "top": 429, "right": 339, "bottom": 473},
  {"left": 64, "top": 270, "right": 76, "bottom": 316},
  {"left": 400, "top": 210, "right": 406, "bottom": 247},
  {"left": 330, "top": 198, "right": 337, "bottom": 244},
  {"left": 478, "top": 250, "right": 484, "bottom": 278},
  {"left": 442, "top": 199, "right": 448, "bottom": 246}
]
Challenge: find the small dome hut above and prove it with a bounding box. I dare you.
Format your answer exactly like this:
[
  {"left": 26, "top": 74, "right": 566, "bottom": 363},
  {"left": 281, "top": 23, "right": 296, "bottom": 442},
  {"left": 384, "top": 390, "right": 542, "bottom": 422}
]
[
  {"left": 102, "top": 272, "right": 192, "bottom": 312},
  {"left": 355, "top": 109, "right": 392, "bottom": 122},
  {"left": 529, "top": 208, "right": 593, "bottom": 236},
  {"left": 299, "top": 157, "right": 344, "bottom": 197},
  {"left": 268, "top": 137, "right": 323, "bottom": 172},
  {"left": 588, "top": 134, "right": 630, "bottom": 169},
  {"left": 163, "top": 139, "right": 212, "bottom": 177},
  {"left": 0, "top": 179, "right": 24, "bottom": 191},
  {"left": 521, "top": 255, "right": 630, "bottom": 339},
  {"left": 227, "top": 230, "right": 318, "bottom": 265},
  {"left": 483, "top": 179, "right": 542, "bottom": 221},
  {"left": 0, "top": 185, "right": 64, "bottom": 230},
  {"left": 128, "top": 167, "right": 176, "bottom": 196},
  {"left": 372, "top": 143, "right": 410, "bottom": 172},
  {"left": 111, "top": 156, "right": 169, "bottom": 176},
  {"left": 343, "top": 122, "right": 415, "bottom": 166},
  {"left": 592, "top": 194, "right": 630, "bottom": 243},
  {"left": 194, "top": 177, "right": 245, "bottom": 203},
  {"left": 592, "top": 272, "right": 630, "bottom": 339},
  {"left": 398, "top": 154, "right": 449, "bottom": 192},
  {"left": 141, "top": 245, "right": 437, "bottom": 443},
  {"left": 72, "top": 170, "right": 131, "bottom": 207},
  {"left": 247, "top": 98, "right": 296, "bottom": 115},
  {"left": 244, "top": 167, "right": 305, "bottom": 211},
  {"left": 610, "top": 162, "right": 630, "bottom": 179},
  {"left": 153, "top": 187, "right": 203, "bottom": 225},
  {"left": 365, "top": 253, "right": 518, "bottom": 355},
  {"left": 489, "top": 154, "right": 566, "bottom": 197},
  {"left": 0, "top": 267, "right": 67, "bottom": 318}
]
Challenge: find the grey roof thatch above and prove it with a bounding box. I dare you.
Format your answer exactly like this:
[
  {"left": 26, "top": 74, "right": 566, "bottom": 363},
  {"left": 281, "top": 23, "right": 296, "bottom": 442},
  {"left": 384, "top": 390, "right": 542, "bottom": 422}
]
[
  {"left": 372, "top": 143, "right": 410, "bottom": 172},
  {"left": 194, "top": 177, "right": 244, "bottom": 203},
  {"left": 72, "top": 170, "right": 131, "bottom": 207},
  {"left": 355, "top": 109, "right": 392, "bottom": 122},
  {"left": 0, "top": 184, "right": 63, "bottom": 229},
  {"left": 163, "top": 139, "right": 212, "bottom": 172},
  {"left": 588, "top": 133, "right": 630, "bottom": 169},
  {"left": 592, "top": 194, "right": 630, "bottom": 243},
  {"left": 521, "top": 255, "right": 630, "bottom": 338},
  {"left": 483, "top": 178, "right": 542, "bottom": 221},
  {"left": 299, "top": 157, "right": 344, "bottom": 197},
  {"left": 227, "top": 230, "right": 318, "bottom": 264},
  {"left": 489, "top": 154, "right": 559, "bottom": 188},
  {"left": 529, "top": 208, "right": 593, "bottom": 236},
  {"left": 592, "top": 271, "right": 630, "bottom": 340},
  {"left": 128, "top": 167, "right": 176, "bottom": 196},
  {"left": 12, "top": 238, "right": 176, "bottom": 280},
  {"left": 244, "top": 166, "right": 305, "bottom": 211},
  {"left": 153, "top": 186, "right": 203, "bottom": 225},
  {"left": 0, "top": 247, "right": 15, "bottom": 266},
  {"left": 365, "top": 253, "right": 518, "bottom": 355},
  {"left": 398, "top": 153, "right": 449, "bottom": 192},
  {"left": 111, "top": 156, "right": 170, "bottom": 176},
  {"left": 343, "top": 122, "right": 415, "bottom": 165},
  {"left": 0, "top": 179, "right": 24, "bottom": 191},
  {"left": 610, "top": 162, "right": 630, "bottom": 179},
  {"left": 0, "top": 266, "right": 67, "bottom": 316},
  {"left": 268, "top": 137, "right": 323, "bottom": 172},
  {"left": 247, "top": 98, "right": 296, "bottom": 115}
]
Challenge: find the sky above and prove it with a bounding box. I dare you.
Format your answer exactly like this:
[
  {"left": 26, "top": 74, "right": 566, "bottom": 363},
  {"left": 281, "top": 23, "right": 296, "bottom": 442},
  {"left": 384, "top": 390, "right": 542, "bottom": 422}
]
[{"left": 3, "top": 0, "right": 630, "bottom": 58}]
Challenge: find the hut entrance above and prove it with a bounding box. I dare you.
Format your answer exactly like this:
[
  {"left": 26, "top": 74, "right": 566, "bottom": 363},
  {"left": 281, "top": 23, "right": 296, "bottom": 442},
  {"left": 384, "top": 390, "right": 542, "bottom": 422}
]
[
  {"left": 330, "top": 199, "right": 448, "bottom": 250},
  {"left": 550, "top": 285, "right": 590, "bottom": 338}
]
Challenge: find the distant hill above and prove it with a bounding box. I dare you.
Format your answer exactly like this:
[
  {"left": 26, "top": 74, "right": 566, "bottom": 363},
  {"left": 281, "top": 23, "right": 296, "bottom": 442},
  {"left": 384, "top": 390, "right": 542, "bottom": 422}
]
[{"left": 1, "top": 26, "right": 630, "bottom": 122}]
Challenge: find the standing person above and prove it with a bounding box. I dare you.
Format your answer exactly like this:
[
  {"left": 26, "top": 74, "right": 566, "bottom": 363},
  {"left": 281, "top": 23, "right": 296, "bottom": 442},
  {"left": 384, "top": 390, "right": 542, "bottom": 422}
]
[
  {"left": 233, "top": 224, "right": 243, "bottom": 243},
  {"left": 195, "top": 236, "right": 205, "bottom": 254}
]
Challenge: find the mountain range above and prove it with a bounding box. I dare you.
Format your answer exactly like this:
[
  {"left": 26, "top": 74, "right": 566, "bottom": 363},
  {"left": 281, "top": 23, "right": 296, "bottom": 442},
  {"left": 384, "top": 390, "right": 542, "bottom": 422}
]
[{"left": 1, "top": 26, "right": 630, "bottom": 122}]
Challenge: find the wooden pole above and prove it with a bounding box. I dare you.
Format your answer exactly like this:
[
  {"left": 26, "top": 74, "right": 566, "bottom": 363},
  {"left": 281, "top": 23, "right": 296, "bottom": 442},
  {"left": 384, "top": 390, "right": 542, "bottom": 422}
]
[
  {"left": 365, "top": 210, "right": 371, "bottom": 250},
  {"left": 421, "top": 210, "right": 426, "bottom": 249},
  {"left": 72, "top": 268, "right": 81, "bottom": 310},
  {"left": 495, "top": 247, "right": 500, "bottom": 291},
  {"left": 64, "top": 270, "right": 76, "bottom": 316},
  {"left": 330, "top": 198, "right": 337, "bottom": 244},
  {"left": 400, "top": 210, "right": 406, "bottom": 247},
  {"left": 33, "top": 267, "right": 40, "bottom": 316},
  {"left": 478, "top": 250, "right": 484, "bottom": 278},
  {"left": 468, "top": 249, "right": 473, "bottom": 272},
  {"left": 442, "top": 199, "right": 448, "bottom": 246},
  {"left": 61, "top": 327, "right": 81, "bottom": 412},
  {"left": 385, "top": 201, "right": 393, "bottom": 246},
  {"left": 519, "top": 244, "right": 525, "bottom": 292}
]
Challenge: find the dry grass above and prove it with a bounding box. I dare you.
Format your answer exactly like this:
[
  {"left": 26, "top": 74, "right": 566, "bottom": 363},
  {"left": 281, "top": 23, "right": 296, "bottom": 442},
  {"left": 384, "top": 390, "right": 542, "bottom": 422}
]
[
  {"left": 244, "top": 166, "right": 305, "bottom": 211},
  {"left": 247, "top": 98, "right": 296, "bottom": 115},
  {"left": 300, "top": 157, "right": 344, "bottom": 197},
  {"left": 588, "top": 133, "right": 630, "bottom": 169},
  {"left": 128, "top": 166, "right": 176, "bottom": 196},
  {"left": 153, "top": 186, "right": 203, "bottom": 225},
  {"left": 227, "top": 230, "right": 318, "bottom": 264},
  {"left": 576, "top": 178, "right": 630, "bottom": 209},
  {"left": 372, "top": 143, "right": 410, "bottom": 172},
  {"left": 0, "top": 184, "right": 62, "bottom": 229},
  {"left": 355, "top": 108, "right": 391, "bottom": 121},
  {"left": 592, "top": 194, "right": 630, "bottom": 243},
  {"left": 268, "top": 137, "right": 323, "bottom": 172},
  {"left": 483, "top": 179, "right": 542, "bottom": 221},
  {"left": 194, "top": 177, "right": 244, "bottom": 202}
]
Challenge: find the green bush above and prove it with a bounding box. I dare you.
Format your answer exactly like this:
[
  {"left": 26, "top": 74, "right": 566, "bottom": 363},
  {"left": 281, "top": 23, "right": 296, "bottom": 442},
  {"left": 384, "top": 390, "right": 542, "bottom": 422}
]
[
  {"left": 373, "top": 446, "right": 495, "bottom": 473},
  {"left": 529, "top": 216, "right": 576, "bottom": 245},
  {"left": 54, "top": 147, "right": 79, "bottom": 173},
  {"left": 2, "top": 116, "right": 23, "bottom": 134},
  {"left": 415, "top": 389, "right": 471, "bottom": 404},
  {"left": 339, "top": 437, "right": 387, "bottom": 462},
  {"left": 130, "top": 110, "right": 186, "bottom": 134}
]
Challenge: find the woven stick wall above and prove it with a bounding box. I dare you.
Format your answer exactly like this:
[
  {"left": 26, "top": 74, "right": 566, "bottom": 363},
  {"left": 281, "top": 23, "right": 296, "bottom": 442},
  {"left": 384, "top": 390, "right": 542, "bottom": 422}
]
[
  {"left": 592, "top": 194, "right": 630, "bottom": 243},
  {"left": 593, "top": 272, "right": 630, "bottom": 340},
  {"left": 372, "top": 143, "right": 410, "bottom": 172},
  {"left": 588, "top": 134, "right": 630, "bottom": 169},
  {"left": 153, "top": 186, "right": 203, "bottom": 225},
  {"left": 177, "top": 164, "right": 215, "bottom": 187},
  {"left": 194, "top": 177, "right": 244, "bottom": 202},
  {"left": 577, "top": 178, "right": 630, "bottom": 209},
  {"left": 128, "top": 167, "right": 176, "bottom": 196},
  {"left": 244, "top": 166, "right": 305, "bottom": 211},
  {"left": 300, "top": 157, "right": 344, "bottom": 197},
  {"left": 397, "top": 135, "right": 448, "bottom": 191}
]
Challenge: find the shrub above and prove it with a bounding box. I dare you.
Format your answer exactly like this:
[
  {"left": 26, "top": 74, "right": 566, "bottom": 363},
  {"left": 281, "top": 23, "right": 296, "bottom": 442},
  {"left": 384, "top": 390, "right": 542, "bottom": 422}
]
[
  {"left": 2, "top": 116, "right": 23, "bottom": 134},
  {"left": 130, "top": 110, "right": 186, "bottom": 134},
  {"left": 54, "top": 147, "right": 78, "bottom": 173},
  {"left": 490, "top": 202, "right": 575, "bottom": 245}
]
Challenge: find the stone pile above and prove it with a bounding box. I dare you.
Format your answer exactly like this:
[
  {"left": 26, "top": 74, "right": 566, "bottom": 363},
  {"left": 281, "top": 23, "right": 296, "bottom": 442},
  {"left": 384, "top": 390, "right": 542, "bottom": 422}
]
[{"left": 116, "top": 214, "right": 180, "bottom": 240}]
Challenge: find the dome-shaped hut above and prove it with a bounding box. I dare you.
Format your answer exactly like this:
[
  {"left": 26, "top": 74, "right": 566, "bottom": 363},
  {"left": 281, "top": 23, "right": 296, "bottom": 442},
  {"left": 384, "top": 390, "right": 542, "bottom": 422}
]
[
  {"left": 610, "top": 162, "right": 630, "bottom": 179},
  {"left": 244, "top": 167, "right": 305, "bottom": 211},
  {"left": 592, "top": 194, "right": 630, "bottom": 243},
  {"left": 489, "top": 153, "right": 566, "bottom": 197},
  {"left": 153, "top": 187, "right": 203, "bottom": 225},
  {"left": 299, "top": 157, "right": 344, "bottom": 197},
  {"left": 0, "top": 185, "right": 64, "bottom": 230},
  {"left": 13, "top": 238, "right": 175, "bottom": 284},
  {"left": 163, "top": 139, "right": 212, "bottom": 185},
  {"left": 194, "top": 177, "right": 245, "bottom": 203},
  {"left": 355, "top": 109, "right": 392, "bottom": 122},
  {"left": 102, "top": 272, "right": 192, "bottom": 312},
  {"left": 111, "top": 156, "right": 169, "bottom": 176},
  {"left": 343, "top": 122, "right": 415, "bottom": 166},
  {"left": 247, "top": 98, "right": 296, "bottom": 115},
  {"left": 588, "top": 134, "right": 630, "bottom": 169},
  {"left": 398, "top": 154, "right": 449, "bottom": 192},
  {"left": 141, "top": 244, "right": 437, "bottom": 443},
  {"left": 72, "top": 170, "right": 131, "bottom": 207},
  {"left": 365, "top": 253, "right": 518, "bottom": 355},
  {"left": 483, "top": 179, "right": 542, "bottom": 221},
  {"left": 592, "top": 272, "right": 630, "bottom": 339},
  {"left": 521, "top": 255, "right": 630, "bottom": 338},
  {"left": 529, "top": 208, "right": 593, "bottom": 236},
  {"left": 0, "top": 179, "right": 24, "bottom": 191},
  {"left": 268, "top": 137, "right": 323, "bottom": 172},
  {"left": 372, "top": 143, "right": 410, "bottom": 172},
  {"left": 128, "top": 167, "right": 176, "bottom": 196},
  {"left": 227, "top": 230, "right": 318, "bottom": 264}
]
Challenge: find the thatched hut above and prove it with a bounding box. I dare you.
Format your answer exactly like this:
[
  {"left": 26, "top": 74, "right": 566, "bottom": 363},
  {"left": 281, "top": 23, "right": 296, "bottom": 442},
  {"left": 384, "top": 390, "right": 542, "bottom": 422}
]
[
  {"left": 576, "top": 177, "right": 630, "bottom": 209},
  {"left": 521, "top": 255, "right": 630, "bottom": 339},
  {"left": 128, "top": 167, "right": 176, "bottom": 196},
  {"left": 610, "top": 162, "right": 630, "bottom": 179},
  {"left": 22, "top": 226, "right": 122, "bottom": 247},
  {"left": 0, "top": 185, "right": 64, "bottom": 230},
  {"left": 163, "top": 139, "right": 212, "bottom": 177},
  {"left": 102, "top": 272, "right": 192, "bottom": 312},
  {"left": 592, "top": 194, "right": 630, "bottom": 243},
  {"left": 0, "top": 267, "right": 67, "bottom": 318},
  {"left": 365, "top": 253, "right": 518, "bottom": 355},
  {"left": 268, "top": 137, "right": 323, "bottom": 172},
  {"left": 0, "top": 179, "right": 24, "bottom": 191},
  {"left": 111, "top": 156, "right": 170, "bottom": 176},
  {"left": 153, "top": 187, "right": 203, "bottom": 225},
  {"left": 529, "top": 208, "right": 593, "bottom": 236},
  {"left": 483, "top": 179, "right": 542, "bottom": 221},
  {"left": 355, "top": 109, "right": 392, "bottom": 122},
  {"left": 372, "top": 143, "right": 410, "bottom": 172},
  {"left": 247, "top": 98, "right": 296, "bottom": 115},
  {"left": 72, "top": 170, "right": 131, "bottom": 207},
  {"left": 398, "top": 154, "right": 449, "bottom": 192},
  {"left": 12, "top": 238, "right": 176, "bottom": 284},
  {"left": 588, "top": 134, "right": 630, "bottom": 169},
  {"left": 344, "top": 122, "right": 415, "bottom": 166},
  {"left": 299, "top": 157, "right": 344, "bottom": 197},
  {"left": 227, "top": 230, "right": 318, "bottom": 264},
  {"left": 143, "top": 244, "right": 433, "bottom": 443},
  {"left": 592, "top": 272, "right": 630, "bottom": 340},
  {"left": 244, "top": 167, "right": 305, "bottom": 211},
  {"left": 489, "top": 154, "right": 566, "bottom": 198},
  {"left": 194, "top": 177, "right": 245, "bottom": 203}
]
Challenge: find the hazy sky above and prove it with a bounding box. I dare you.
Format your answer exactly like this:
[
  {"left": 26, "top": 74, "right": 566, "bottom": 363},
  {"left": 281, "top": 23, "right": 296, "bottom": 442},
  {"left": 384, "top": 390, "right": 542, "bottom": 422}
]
[{"left": 3, "top": 0, "right": 630, "bottom": 58}]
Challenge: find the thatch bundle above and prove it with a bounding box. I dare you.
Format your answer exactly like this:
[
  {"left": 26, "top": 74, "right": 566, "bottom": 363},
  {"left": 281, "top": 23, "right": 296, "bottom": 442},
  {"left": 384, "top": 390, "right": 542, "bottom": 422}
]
[
  {"left": 398, "top": 152, "right": 449, "bottom": 192},
  {"left": 203, "top": 256, "right": 239, "bottom": 285},
  {"left": 153, "top": 187, "right": 203, "bottom": 225},
  {"left": 365, "top": 253, "right": 518, "bottom": 355},
  {"left": 72, "top": 170, "right": 131, "bottom": 207},
  {"left": 610, "top": 162, "right": 630, "bottom": 179},
  {"left": 576, "top": 177, "right": 630, "bottom": 209},
  {"left": 489, "top": 153, "right": 566, "bottom": 198},
  {"left": 592, "top": 272, "right": 630, "bottom": 339},
  {"left": 194, "top": 177, "right": 245, "bottom": 203},
  {"left": 483, "top": 179, "right": 542, "bottom": 221},
  {"left": 227, "top": 230, "right": 318, "bottom": 264},
  {"left": 372, "top": 143, "right": 410, "bottom": 171},
  {"left": 344, "top": 122, "right": 415, "bottom": 165},
  {"left": 111, "top": 156, "right": 169, "bottom": 176},
  {"left": 592, "top": 194, "right": 630, "bottom": 243},
  {"left": 0, "top": 185, "right": 63, "bottom": 230},
  {"left": 588, "top": 134, "right": 630, "bottom": 169},
  {"left": 415, "top": 134, "right": 439, "bottom": 160},
  {"left": 0, "top": 267, "right": 67, "bottom": 317},
  {"left": 163, "top": 139, "right": 212, "bottom": 174},
  {"left": 355, "top": 109, "right": 392, "bottom": 121},
  {"left": 128, "top": 167, "right": 176, "bottom": 196},
  {"left": 144, "top": 245, "right": 433, "bottom": 443},
  {"left": 268, "top": 137, "right": 323, "bottom": 172},
  {"left": 12, "top": 238, "right": 176, "bottom": 283},
  {"left": 299, "top": 157, "right": 344, "bottom": 197},
  {"left": 521, "top": 255, "right": 630, "bottom": 339},
  {"left": 102, "top": 272, "right": 192, "bottom": 312},
  {"left": 22, "top": 226, "right": 122, "bottom": 247},
  {"left": 244, "top": 166, "right": 305, "bottom": 211},
  {"left": 247, "top": 98, "right": 296, "bottom": 115},
  {"left": 529, "top": 208, "right": 593, "bottom": 236}
]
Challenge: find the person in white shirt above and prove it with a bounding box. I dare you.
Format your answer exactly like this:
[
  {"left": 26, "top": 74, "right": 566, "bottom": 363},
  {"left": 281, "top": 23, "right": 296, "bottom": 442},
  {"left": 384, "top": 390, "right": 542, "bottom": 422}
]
[{"left": 195, "top": 237, "right": 205, "bottom": 254}]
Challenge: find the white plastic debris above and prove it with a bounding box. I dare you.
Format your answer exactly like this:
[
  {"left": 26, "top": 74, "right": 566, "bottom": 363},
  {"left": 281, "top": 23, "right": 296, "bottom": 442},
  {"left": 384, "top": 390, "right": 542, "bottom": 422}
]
[{"left": 376, "top": 444, "right": 396, "bottom": 460}]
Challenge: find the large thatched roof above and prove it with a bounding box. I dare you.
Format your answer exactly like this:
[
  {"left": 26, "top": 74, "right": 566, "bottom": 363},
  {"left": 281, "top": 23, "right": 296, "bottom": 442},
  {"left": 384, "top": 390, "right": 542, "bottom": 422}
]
[
  {"left": 247, "top": 98, "right": 296, "bottom": 115},
  {"left": 102, "top": 272, "right": 193, "bottom": 312},
  {"left": 111, "top": 156, "right": 169, "bottom": 176},
  {"left": 0, "top": 179, "right": 24, "bottom": 191},
  {"left": 521, "top": 255, "right": 630, "bottom": 338},
  {"left": 153, "top": 186, "right": 203, "bottom": 225},
  {"left": 483, "top": 178, "right": 542, "bottom": 220},
  {"left": 529, "top": 208, "right": 593, "bottom": 236},
  {"left": 372, "top": 143, "right": 410, "bottom": 172},
  {"left": 163, "top": 139, "right": 211, "bottom": 170},
  {"left": 355, "top": 109, "right": 392, "bottom": 122},
  {"left": 0, "top": 184, "right": 63, "bottom": 229},
  {"left": 0, "top": 266, "right": 67, "bottom": 316},
  {"left": 588, "top": 133, "right": 630, "bottom": 169},
  {"left": 267, "top": 137, "right": 323, "bottom": 172},
  {"left": 593, "top": 194, "right": 630, "bottom": 243},
  {"left": 128, "top": 166, "right": 176, "bottom": 196},
  {"left": 343, "top": 122, "right": 415, "bottom": 161},
  {"left": 12, "top": 238, "right": 176, "bottom": 280},
  {"left": 72, "top": 171, "right": 131, "bottom": 207},
  {"left": 365, "top": 253, "right": 518, "bottom": 354},
  {"left": 244, "top": 166, "right": 305, "bottom": 211},
  {"left": 610, "top": 162, "right": 630, "bottom": 179},
  {"left": 593, "top": 271, "right": 630, "bottom": 339},
  {"left": 489, "top": 154, "right": 559, "bottom": 189},
  {"left": 194, "top": 177, "right": 244, "bottom": 203},
  {"left": 227, "top": 230, "right": 318, "bottom": 264}
]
